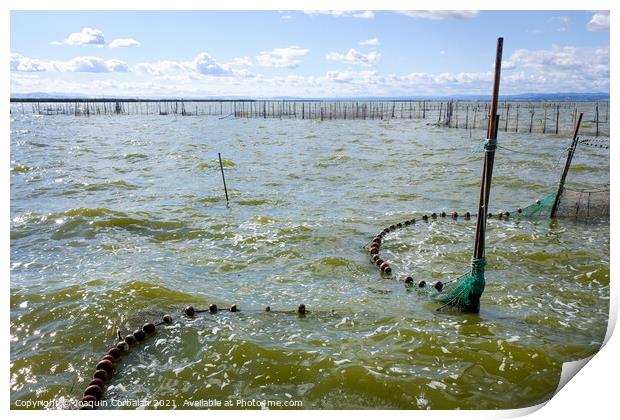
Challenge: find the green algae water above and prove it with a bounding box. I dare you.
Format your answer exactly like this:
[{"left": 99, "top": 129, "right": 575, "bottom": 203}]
[{"left": 10, "top": 111, "right": 609, "bottom": 409}]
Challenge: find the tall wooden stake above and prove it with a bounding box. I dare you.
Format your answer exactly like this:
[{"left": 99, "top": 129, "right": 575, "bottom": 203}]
[
  {"left": 550, "top": 113, "right": 583, "bottom": 218},
  {"left": 218, "top": 152, "right": 230, "bottom": 207},
  {"left": 473, "top": 37, "right": 503, "bottom": 260}
]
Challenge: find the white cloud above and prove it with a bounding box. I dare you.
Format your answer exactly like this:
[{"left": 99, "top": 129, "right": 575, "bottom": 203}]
[
  {"left": 109, "top": 38, "right": 141, "bottom": 48},
  {"left": 326, "top": 70, "right": 379, "bottom": 84},
  {"left": 11, "top": 53, "right": 49, "bottom": 72},
  {"left": 587, "top": 11, "right": 609, "bottom": 32},
  {"left": 55, "top": 27, "right": 106, "bottom": 46},
  {"left": 232, "top": 69, "right": 255, "bottom": 79},
  {"left": 60, "top": 57, "right": 129, "bottom": 72},
  {"left": 326, "top": 49, "right": 381, "bottom": 66},
  {"left": 135, "top": 53, "right": 232, "bottom": 76},
  {"left": 504, "top": 45, "right": 609, "bottom": 79},
  {"left": 227, "top": 56, "right": 253, "bottom": 67},
  {"left": 397, "top": 11, "right": 479, "bottom": 20},
  {"left": 11, "top": 53, "right": 128, "bottom": 73},
  {"left": 133, "top": 52, "right": 256, "bottom": 79},
  {"left": 133, "top": 60, "right": 184, "bottom": 75},
  {"left": 351, "top": 11, "right": 374, "bottom": 19},
  {"left": 281, "top": 15, "right": 292, "bottom": 20},
  {"left": 192, "top": 53, "right": 232, "bottom": 76},
  {"left": 255, "top": 46, "right": 309, "bottom": 68},
  {"left": 10, "top": 43, "right": 609, "bottom": 97},
  {"left": 303, "top": 10, "right": 374, "bottom": 19},
  {"left": 359, "top": 38, "right": 379, "bottom": 46}
]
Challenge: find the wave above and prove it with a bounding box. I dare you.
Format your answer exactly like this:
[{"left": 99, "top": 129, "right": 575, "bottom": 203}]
[
  {"left": 85, "top": 180, "right": 139, "bottom": 191},
  {"left": 123, "top": 153, "right": 149, "bottom": 161},
  {"left": 10, "top": 207, "right": 209, "bottom": 242},
  {"left": 10, "top": 164, "right": 33, "bottom": 172}
]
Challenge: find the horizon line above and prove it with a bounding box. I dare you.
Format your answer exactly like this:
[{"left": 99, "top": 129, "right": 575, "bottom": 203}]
[{"left": 9, "top": 91, "right": 611, "bottom": 103}]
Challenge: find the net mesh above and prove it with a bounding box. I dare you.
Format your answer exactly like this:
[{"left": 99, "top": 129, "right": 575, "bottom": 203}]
[
  {"left": 436, "top": 257, "right": 486, "bottom": 312},
  {"left": 556, "top": 187, "right": 610, "bottom": 219},
  {"left": 434, "top": 185, "right": 608, "bottom": 312},
  {"left": 520, "top": 187, "right": 609, "bottom": 221},
  {"left": 520, "top": 192, "right": 557, "bottom": 217}
]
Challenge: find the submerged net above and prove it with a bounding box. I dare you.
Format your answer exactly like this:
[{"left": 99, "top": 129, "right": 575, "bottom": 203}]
[
  {"left": 434, "top": 184, "right": 608, "bottom": 312},
  {"left": 520, "top": 187, "right": 609, "bottom": 221},
  {"left": 520, "top": 192, "right": 557, "bottom": 217},
  {"left": 433, "top": 185, "right": 609, "bottom": 312},
  {"left": 557, "top": 187, "right": 610, "bottom": 219},
  {"left": 436, "top": 257, "right": 486, "bottom": 312}
]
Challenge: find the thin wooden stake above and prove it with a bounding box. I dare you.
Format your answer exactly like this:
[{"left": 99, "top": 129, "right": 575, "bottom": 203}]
[
  {"left": 218, "top": 152, "right": 230, "bottom": 207},
  {"left": 595, "top": 103, "right": 600, "bottom": 136}
]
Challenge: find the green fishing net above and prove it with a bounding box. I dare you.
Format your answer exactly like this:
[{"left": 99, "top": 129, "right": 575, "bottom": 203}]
[
  {"left": 436, "top": 257, "right": 486, "bottom": 312},
  {"left": 520, "top": 192, "right": 557, "bottom": 217},
  {"left": 519, "top": 188, "right": 609, "bottom": 220},
  {"left": 434, "top": 185, "right": 608, "bottom": 312}
]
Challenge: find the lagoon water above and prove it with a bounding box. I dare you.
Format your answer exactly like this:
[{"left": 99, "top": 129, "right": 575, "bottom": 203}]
[{"left": 10, "top": 112, "right": 609, "bottom": 409}]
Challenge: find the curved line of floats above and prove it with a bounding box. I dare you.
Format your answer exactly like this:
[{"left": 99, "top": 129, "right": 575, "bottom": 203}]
[
  {"left": 578, "top": 138, "right": 610, "bottom": 149},
  {"left": 367, "top": 205, "right": 538, "bottom": 290},
  {"left": 79, "top": 303, "right": 308, "bottom": 409}
]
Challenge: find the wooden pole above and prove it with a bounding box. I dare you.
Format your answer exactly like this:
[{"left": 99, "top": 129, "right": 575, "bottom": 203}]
[
  {"left": 550, "top": 113, "right": 583, "bottom": 218},
  {"left": 473, "top": 37, "right": 503, "bottom": 260},
  {"left": 595, "top": 103, "right": 600, "bottom": 136},
  {"left": 515, "top": 105, "right": 519, "bottom": 132},
  {"left": 218, "top": 152, "right": 230, "bottom": 207}
]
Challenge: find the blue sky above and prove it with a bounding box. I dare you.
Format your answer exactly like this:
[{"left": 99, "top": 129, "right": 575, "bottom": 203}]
[{"left": 10, "top": 10, "right": 610, "bottom": 97}]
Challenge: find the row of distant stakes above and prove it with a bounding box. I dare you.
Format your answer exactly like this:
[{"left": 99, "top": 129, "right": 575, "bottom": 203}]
[
  {"left": 76, "top": 37, "right": 610, "bottom": 409},
  {"left": 11, "top": 98, "right": 610, "bottom": 137}
]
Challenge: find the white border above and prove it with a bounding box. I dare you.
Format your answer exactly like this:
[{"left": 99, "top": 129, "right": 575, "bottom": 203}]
[{"left": 4, "top": 1, "right": 616, "bottom": 419}]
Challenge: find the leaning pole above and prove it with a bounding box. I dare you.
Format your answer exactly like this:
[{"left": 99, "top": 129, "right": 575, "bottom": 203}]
[{"left": 549, "top": 113, "right": 583, "bottom": 218}]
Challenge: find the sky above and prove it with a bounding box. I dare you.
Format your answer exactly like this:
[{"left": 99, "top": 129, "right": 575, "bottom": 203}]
[{"left": 9, "top": 10, "right": 610, "bottom": 98}]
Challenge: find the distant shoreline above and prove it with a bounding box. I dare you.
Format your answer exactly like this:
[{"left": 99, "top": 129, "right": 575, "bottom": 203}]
[{"left": 9, "top": 95, "right": 611, "bottom": 103}]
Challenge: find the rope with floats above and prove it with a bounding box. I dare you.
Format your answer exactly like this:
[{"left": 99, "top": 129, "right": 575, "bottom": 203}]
[
  {"left": 367, "top": 205, "right": 530, "bottom": 284},
  {"left": 80, "top": 303, "right": 313, "bottom": 409},
  {"left": 578, "top": 138, "right": 610, "bottom": 149}
]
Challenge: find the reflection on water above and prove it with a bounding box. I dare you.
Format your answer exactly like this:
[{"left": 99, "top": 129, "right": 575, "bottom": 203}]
[{"left": 10, "top": 113, "right": 609, "bottom": 409}]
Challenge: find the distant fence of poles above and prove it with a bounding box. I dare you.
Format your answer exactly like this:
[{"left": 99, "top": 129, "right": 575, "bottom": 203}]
[{"left": 10, "top": 98, "right": 610, "bottom": 137}]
